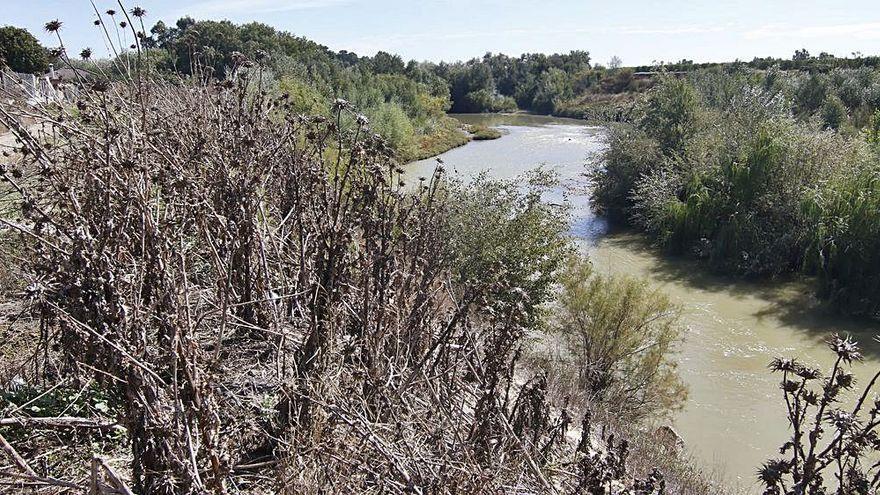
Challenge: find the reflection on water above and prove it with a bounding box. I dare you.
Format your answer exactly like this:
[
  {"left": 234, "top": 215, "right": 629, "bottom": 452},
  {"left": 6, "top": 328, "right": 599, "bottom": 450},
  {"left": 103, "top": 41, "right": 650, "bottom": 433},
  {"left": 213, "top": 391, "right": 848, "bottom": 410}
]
[{"left": 406, "top": 113, "right": 880, "bottom": 492}]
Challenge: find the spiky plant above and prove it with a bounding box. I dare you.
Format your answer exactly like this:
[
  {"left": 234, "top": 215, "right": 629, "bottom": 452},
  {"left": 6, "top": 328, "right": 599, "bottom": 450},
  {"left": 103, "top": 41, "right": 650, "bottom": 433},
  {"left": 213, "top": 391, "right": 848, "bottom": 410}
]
[
  {"left": 761, "top": 335, "right": 880, "bottom": 494},
  {"left": 130, "top": 6, "right": 148, "bottom": 49},
  {"left": 44, "top": 20, "right": 62, "bottom": 33}
]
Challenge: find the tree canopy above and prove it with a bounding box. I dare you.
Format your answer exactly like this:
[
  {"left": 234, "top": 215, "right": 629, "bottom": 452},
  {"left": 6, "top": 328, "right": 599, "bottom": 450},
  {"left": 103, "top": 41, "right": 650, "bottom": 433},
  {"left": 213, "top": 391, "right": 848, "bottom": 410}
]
[{"left": 0, "top": 26, "right": 49, "bottom": 74}]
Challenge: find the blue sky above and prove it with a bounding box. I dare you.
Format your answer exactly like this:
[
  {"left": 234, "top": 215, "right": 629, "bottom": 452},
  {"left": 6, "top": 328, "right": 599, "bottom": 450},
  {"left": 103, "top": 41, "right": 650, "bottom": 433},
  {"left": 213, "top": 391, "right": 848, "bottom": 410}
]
[{"left": 7, "top": 0, "right": 880, "bottom": 66}]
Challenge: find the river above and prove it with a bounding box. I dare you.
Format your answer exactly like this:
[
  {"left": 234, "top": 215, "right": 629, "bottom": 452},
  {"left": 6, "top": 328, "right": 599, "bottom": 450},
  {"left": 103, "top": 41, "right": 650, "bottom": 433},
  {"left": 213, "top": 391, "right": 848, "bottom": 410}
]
[{"left": 409, "top": 113, "right": 880, "bottom": 492}]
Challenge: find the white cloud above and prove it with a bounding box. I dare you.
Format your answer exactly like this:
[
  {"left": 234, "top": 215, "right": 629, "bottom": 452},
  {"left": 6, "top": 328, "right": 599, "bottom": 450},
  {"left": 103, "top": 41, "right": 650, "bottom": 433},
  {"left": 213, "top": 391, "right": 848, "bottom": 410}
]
[
  {"left": 745, "top": 22, "right": 880, "bottom": 41},
  {"left": 344, "top": 24, "right": 733, "bottom": 56},
  {"left": 183, "top": 0, "right": 353, "bottom": 16}
]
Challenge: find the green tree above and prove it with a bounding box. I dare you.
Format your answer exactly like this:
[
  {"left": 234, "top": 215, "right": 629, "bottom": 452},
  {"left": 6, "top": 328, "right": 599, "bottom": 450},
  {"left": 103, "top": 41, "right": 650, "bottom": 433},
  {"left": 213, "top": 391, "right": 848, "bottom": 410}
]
[
  {"left": 0, "top": 26, "right": 49, "bottom": 74},
  {"left": 371, "top": 51, "right": 405, "bottom": 74},
  {"left": 531, "top": 67, "right": 573, "bottom": 114}
]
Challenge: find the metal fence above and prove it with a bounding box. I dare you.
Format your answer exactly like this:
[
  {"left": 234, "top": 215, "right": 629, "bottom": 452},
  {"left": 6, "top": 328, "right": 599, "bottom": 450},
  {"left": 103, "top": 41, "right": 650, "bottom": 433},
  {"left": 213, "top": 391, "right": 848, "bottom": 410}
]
[{"left": 0, "top": 70, "right": 76, "bottom": 104}]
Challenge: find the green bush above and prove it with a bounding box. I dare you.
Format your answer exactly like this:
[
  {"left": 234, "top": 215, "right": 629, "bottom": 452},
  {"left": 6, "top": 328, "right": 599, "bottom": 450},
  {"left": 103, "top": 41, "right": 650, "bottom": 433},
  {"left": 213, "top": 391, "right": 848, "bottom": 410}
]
[
  {"left": 278, "top": 76, "right": 328, "bottom": 115},
  {"left": 821, "top": 94, "right": 847, "bottom": 129},
  {"left": 553, "top": 256, "right": 687, "bottom": 421},
  {"left": 462, "top": 88, "right": 517, "bottom": 113},
  {"left": 469, "top": 124, "right": 502, "bottom": 140},
  {"left": 446, "top": 173, "right": 571, "bottom": 330},
  {"left": 803, "top": 163, "right": 880, "bottom": 316},
  {"left": 867, "top": 110, "right": 880, "bottom": 144},
  {"left": 366, "top": 103, "right": 416, "bottom": 158},
  {"left": 640, "top": 77, "right": 701, "bottom": 154},
  {"left": 594, "top": 71, "right": 880, "bottom": 313},
  {"left": 592, "top": 125, "right": 662, "bottom": 221},
  {"left": 794, "top": 73, "right": 828, "bottom": 113}
]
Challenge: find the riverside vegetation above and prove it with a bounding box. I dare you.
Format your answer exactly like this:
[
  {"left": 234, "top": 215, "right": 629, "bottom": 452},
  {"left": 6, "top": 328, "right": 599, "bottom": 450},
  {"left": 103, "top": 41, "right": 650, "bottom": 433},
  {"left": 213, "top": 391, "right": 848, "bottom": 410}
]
[
  {"left": 0, "top": 7, "right": 879, "bottom": 495},
  {"left": 592, "top": 68, "right": 880, "bottom": 317}
]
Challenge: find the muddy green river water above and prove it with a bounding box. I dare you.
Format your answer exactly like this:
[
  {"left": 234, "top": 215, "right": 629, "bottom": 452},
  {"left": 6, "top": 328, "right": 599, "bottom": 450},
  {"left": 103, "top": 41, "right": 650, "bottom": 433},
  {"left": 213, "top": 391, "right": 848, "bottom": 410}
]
[{"left": 409, "top": 113, "right": 880, "bottom": 492}]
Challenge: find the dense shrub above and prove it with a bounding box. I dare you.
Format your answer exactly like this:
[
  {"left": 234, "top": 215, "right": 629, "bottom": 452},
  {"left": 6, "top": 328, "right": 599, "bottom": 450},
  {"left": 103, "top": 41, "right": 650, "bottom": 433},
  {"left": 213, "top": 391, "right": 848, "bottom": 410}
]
[
  {"left": 591, "top": 125, "right": 661, "bottom": 221},
  {"left": 462, "top": 88, "right": 517, "bottom": 113},
  {"left": 0, "top": 74, "right": 589, "bottom": 493},
  {"left": 446, "top": 172, "right": 571, "bottom": 330},
  {"left": 365, "top": 102, "right": 417, "bottom": 157},
  {"left": 553, "top": 257, "right": 687, "bottom": 421},
  {"left": 640, "top": 77, "right": 701, "bottom": 154},
  {"left": 593, "top": 73, "right": 880, "bottom": 313},
  {"left": 803, "top": 163, "right": 880, "bottom": 317},
  {"left": 821, "top": 94, "right": 847, "bottom": 129}
]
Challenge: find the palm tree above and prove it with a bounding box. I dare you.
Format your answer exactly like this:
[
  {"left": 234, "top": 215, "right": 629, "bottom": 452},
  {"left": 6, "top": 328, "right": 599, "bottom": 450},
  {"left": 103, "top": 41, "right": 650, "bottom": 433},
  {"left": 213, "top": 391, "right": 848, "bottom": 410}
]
[{"left": 80, "top": 48, "right": 93, "bottom": 61}]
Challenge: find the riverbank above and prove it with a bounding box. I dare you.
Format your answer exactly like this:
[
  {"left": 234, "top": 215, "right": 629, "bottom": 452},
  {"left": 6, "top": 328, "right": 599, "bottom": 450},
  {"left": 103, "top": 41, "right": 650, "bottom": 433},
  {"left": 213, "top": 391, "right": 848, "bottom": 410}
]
[
  {"left": 404, "top": 117, "right": 505, "bottom": 162},
  {"left": 439, "top": 91, "right": 640, "bottom": 132},
  {"left": 403, "top": 117, "right": 470, "bottom": 162},
  {"left": 554, "top": 92, "right": 640, "bottom": 123}
]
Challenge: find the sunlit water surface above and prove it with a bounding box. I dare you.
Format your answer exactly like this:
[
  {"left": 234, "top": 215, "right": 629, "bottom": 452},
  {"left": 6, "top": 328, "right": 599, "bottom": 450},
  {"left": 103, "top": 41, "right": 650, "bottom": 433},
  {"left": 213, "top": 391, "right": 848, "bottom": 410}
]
[{"left": 408, "top": 114, "right": 880, "bottom": 492}]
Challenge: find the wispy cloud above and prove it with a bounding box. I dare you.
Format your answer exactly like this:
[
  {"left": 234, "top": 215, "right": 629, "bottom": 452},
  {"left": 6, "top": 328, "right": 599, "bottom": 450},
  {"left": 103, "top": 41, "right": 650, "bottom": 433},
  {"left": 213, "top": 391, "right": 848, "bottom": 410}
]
[
  {"left": 616, "top": 25, "right": 728, "bottom": 35},
  {"left": 183, "top": 0, "right": 353, "bottom": 16},
  {"left": 745, "top": 22, "right": 880, "bottom": 41},
  {"left": 345, "top": 24, "right": 733, "bottom": 56}
]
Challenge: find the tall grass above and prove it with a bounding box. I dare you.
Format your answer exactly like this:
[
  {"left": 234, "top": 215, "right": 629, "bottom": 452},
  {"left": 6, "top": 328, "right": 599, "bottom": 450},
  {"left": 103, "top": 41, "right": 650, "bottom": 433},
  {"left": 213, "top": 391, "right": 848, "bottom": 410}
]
[{"left": 803, "top": 164, "right": 880, "bottom": 317}]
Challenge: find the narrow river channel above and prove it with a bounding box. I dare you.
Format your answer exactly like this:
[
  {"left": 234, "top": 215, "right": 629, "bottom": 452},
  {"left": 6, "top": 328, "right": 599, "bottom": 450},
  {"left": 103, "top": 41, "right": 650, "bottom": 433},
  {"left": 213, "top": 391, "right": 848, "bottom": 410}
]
[{"left": 408, "top": 113, "right": 880, "bottom": 492}]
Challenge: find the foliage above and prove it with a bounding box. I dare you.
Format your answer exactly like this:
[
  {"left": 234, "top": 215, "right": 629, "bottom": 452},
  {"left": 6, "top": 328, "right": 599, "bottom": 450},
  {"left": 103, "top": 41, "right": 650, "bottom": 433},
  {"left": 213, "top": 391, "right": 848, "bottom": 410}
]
[
  {"left": 445, "top": 172, "right": 572, "bottom": 330},
  {"left": 760, "top": 335, "right": 880, "bottom": 495},
  {"left": 0, "top": 26, "right": 49, "bottom": 74},
  {"left": 277, "top": 75, "right": 327, "bottom": 114},
  {"left": 364, "top": 102, "right": 416, "bottom": 157},
  {"left": 136, "top": 18, "right": 457, "bottom": 159},
  {"left": 640, "top": 76, "right": 700, "bottom": 154},
  {"left": 795, "top": 74, "right": 828, "bottom": 114},
  {"left": 442, "top": 51, "right": 592, "bottom": 113},
  {"left": 820, "top": 94, "right": 846, "bottom": 130},
  {"left": 593, "top": 71, "right": 880, "bottom": 313},
  {"left": 867, "top": 110, "right": 880, "bottom": 144},
  {"left": 803, "top": 163, "right": 880, "bottom": 317},
  {"left": 553, "top": 257, "right": 687, "bottom": 421},
  {"left": 462, "top": 88, "right": 517, "bottom": 113},
  {"left": 592, "top": 124, "right": 661, "bottom": 221},
  {"left": 405, "top": 116, "right": 469, "bottom": 161}
]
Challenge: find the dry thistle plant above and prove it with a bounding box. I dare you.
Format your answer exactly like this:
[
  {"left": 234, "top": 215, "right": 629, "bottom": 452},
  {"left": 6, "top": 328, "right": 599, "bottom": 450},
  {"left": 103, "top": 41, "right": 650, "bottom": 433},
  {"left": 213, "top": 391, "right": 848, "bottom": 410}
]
[
  {"left": 760, "top": 334, "right": 880, "bottom": 495},
  {"left": 0, "top": 27, "right": 675, "bottom": 495}
]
